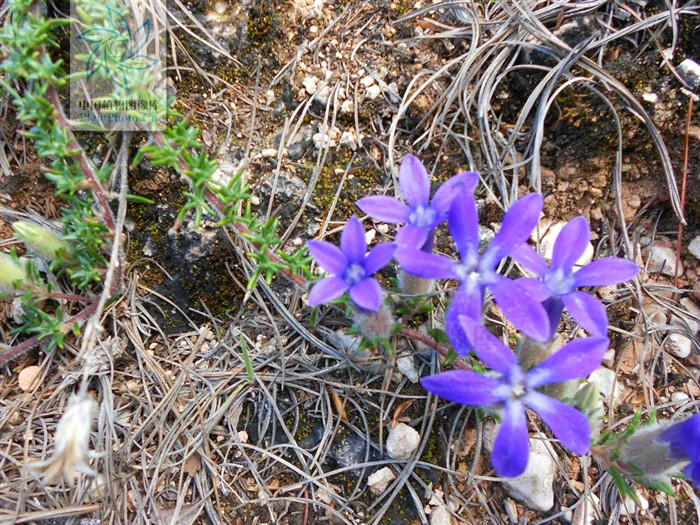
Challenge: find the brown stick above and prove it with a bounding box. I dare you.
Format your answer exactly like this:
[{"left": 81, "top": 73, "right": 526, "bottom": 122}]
[{"left": 673, "top": 96, "right": 694, "bottom": 289}]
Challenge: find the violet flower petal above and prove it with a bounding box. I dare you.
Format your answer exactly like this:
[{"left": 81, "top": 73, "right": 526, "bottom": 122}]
[
  {"left": 685, "top": 462, "right": 700, "bottom": 486},
  {"left": 524, "top": 391, "right": 592, "bottom": 455},
  {"left": 307, "top": 240, "right": 347, "bottom": 275},
  {"left": 448, "top": 190, "right": 480, "bottom": 260},
  {"left": 432, "top": 171, "right": 479, "bottom": 219},
  {"left": 526, "top": 337, "right": 609, "bottom": 388},
  {"left": 446, "top": 285, "right": 483, "bottom": 354},
  {"left": 490, "top": 277, "right": 551, "bottom": 342},
  {"left": 357, "top": 196, "right": 410, "bottom": 224},
  {"left": 442, "top": 285, "right": 481, "bottom": 353},
  {"left": 308, "top": 276, "right": 349, "bottom": 305},
  {"left": 459, "top": 316, "right": 519, "bottom": 377},
  {"left": 341, "top": 216, "right": 367, "bottom": 263},
  {"left": 399, "top": 154, "right": 431, "bottom": 208},
  {"left": 395, "top": 249, "right": 457, "bottom": 280},
  {"left": 552, "top": 216, "right": 590, "bottom": 272},
  {"left": 364, "top": 242, "right": 396, "bottom": 275},
  {"left": 493, "top": 400, "right": 530, "bottom": 477},
  {"left": 420, "top": 370, "right": 509, "bottom": 406},
  {"left": 573, "top": 258, "right": 640, "bottom": 287},
  {"left": 349, "top": 277, "right": 382, "bottom": 311},
  {"left": 513, "top": 277, "right": 552, "bottom": 302},
  {"left": 561, "top": 290, "right": 609, "bottom": 336},
  {"left": 511, "top": 243, "right": 549, "bottom": 276},
  {"left": 395, "top": 224, "right": 430, "bottom": 249},
  {"left": 484, "top": 193, "right": 543, "bottom": 265}
]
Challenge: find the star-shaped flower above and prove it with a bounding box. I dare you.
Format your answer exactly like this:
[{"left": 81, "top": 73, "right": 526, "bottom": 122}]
[
  {"left": 396, "top": 190, "right": 551, "bottom": 351},
  {"left": 307, "top": 217, "right": 395, "bottom": 312},
  {"left": 512, "top": 216, "right": 640, "bottom": 337},
  {"left": 421, "top": 317, "right": 609, "bottom": 477},
  {"left": 357, "top": 154, "right": 478, "bottom": 249}
]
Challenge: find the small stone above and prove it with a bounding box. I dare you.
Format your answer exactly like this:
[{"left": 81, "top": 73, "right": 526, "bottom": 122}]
[
  {"left": 339, "top": 130, "right": 357, "bottom": 151},
  {"left": 360, "top": 75, "right": 376, "bottom": 88},
  {"left": 430, "top": 505, "right": 452, "bottom": 525},
  {"left": 540, "top": 222, "right": 593, "bottom": 266},
  {"left": 261, "top": 148, "right": 277, "bottom": 158},
  {"left": 316, "top": 488, "right": 333, "bottom": 504},
  {"left": 678, "top": 58, "right": 700, "bottom": 90},
  {"left": 265, "top": 89, "right": 275, "bottom": 106},
  {"left": 688, "top": 236, "right": 700, "bottom": 260},
  {"left": 504, "top": 440, "right": 556, "bottom": 511},
  {"left": 302, "top": 75, "right": 319, "bottom": 95},
  {"left": 642, "top": 92, "right": 659, "bottom": 104},
  {"left": 18, "top": 365, "right": 41, "bottom": 391},
  {"left": 572, "top": 493, "right": 600, "bottom": 525},
  {"left": 386, "top": 423, "right": 420, "bottom": 460},
  {"left": 646, "top": 245, "right": 682, "bottom": 277},
  {"left": 671, "top": 298, "right": 700, "bottom": 334},
  {"left": 340, "top": 99, "right": 354, "bottom": 114},
  {"left": 602, "top": 349, "right": 616, "bottom": 368},
  {"left": 588, "top": 367, "right": 618, "bottom": 402},
  {"left": 237, "top": 430, "right": 249, "bottom": 443},
  {"left": 619, "top": 492, "right": 649, "bottom": 516},
  {"left": 504, "top": 499, "right": 518, "bottom": 524},
  {"left": 396, "top": 356, "right": 419, "bottom": 383},
  {"left": 672, "top": 391, "right": 689, "bottom": 403},
  {"left": 365, "top": 84, "right": 382, "bottom": 100},
  {"left": 367, "top": 467, "right": 396, "bottom": 495},
  {"left": 667, "top": 333, "right": 692, "bottom": 359}
]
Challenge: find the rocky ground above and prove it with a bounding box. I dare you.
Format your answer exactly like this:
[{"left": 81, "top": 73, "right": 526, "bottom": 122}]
[{"left": 1, "top": 0, "right": 700, "bottom": 525}]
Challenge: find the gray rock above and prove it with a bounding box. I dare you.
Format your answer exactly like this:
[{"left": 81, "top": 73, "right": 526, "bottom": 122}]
[
  {"left": 482, "top": 422, "right": 555, "bottom": 512},
  {"left": 386, "top": 423, "right": 420, "bottom": 460},
  {"left": 572, "top": 493, "right": 601, "bottom": 525},
  {"left": 688, "top": 235, "right": 700, "bottom": 260},
  {"left": 367, "top": 467, "right": 396, "bottom": 495},
  {"left": 329, "top": 432, "right": 380, "bottom": 477},
  {"left": 588, "top": 367, "right": 618, "bottom": 403},
  {"left": 646, "top": 245, "right": 682, "bottom": 277},
  {"left": 678, "top": 58, "right": 700, "bottom": 91},
  {"left": 478, "top": 226, "right": 496, "bottom": 254},
  {"left": 667, "top": 333, "right": 692, "bottom": 359},
  {"left": 286, "top": 125, "right": 316, "bottom": 160},
  {"left": 430, "top": 505, "right": 453, "bottom": 525},
  {"left": 504, "top": 440, "right": 556, "bottom": 512}
]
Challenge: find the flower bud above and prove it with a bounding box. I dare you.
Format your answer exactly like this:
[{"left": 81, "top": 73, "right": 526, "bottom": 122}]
[
  {"left": 398, "top": 269, "right": 434, "bottom": 296},
  {"left": 13, "top": 221, "right": 72, "bottom": 261},
  {"left": 354, "top": 303, "right": 395, "bottom": 342},
  {"left": 594, "top": 414, "right": 700, "bottom": 489},
  {"left": 574, "top": 382, "right": 603, "bottom": 438},
  {"left": 0, "top": 252, "right": 31, "bottom": 292}
]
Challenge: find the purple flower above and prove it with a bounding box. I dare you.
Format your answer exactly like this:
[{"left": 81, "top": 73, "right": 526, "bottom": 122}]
[
  {"left": 422, "top": 317, "right": 609, "bottom": 477},
  {"left": 307, "top": 217, "right": 395, "bottom": 312},
  {"left": 396, "top": 190, "right": 551, "bottom": 351},
  {"left": 357, "top": 154, "right": 478, "bottom": 250},
  {"left": 512, "top": 216, "right": 640, "bottom": 337},
  {"left": 655, "top": 414, "right": 700, "bottom": 485}
]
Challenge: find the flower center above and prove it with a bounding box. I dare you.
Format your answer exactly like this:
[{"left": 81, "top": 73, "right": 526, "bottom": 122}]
[
  {"left": 511, "top": 382, "right": 527, "bottom": 399},
  {"left": 544, "top": 268, "right": 575, "bottom": 297},
  {"left": 408, "top": 205, "right": 436, "bottom": 228},
  {"left": 344, "top": 263, "right": 366, "bottom": 286}
]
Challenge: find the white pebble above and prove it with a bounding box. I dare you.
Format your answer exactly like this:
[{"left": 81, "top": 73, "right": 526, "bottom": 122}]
[
  {"left": 386, "top": 423, "right": 420, "bottom": 460},
  {"left": 367, "top": 467, "right": 396, "bottom": 495}
]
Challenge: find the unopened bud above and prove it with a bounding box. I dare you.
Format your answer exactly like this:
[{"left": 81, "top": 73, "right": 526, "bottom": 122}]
[
  {"left": 594, "top": 414, "right": 700, "bottom": 489},
  {"left": 354, "top": 303, "right": 395, "bottom": 342},
  {"left": 398, "top": 270, "right": 434, "bottom": 296},
  {"left": 13, "top": 221, "right": 72, "bottom": 261},
  {"left": 0, "top": 252, "right": 31, "bottom": 292},
  {"left": 574, "top": 382, "right": 603, "bottom": 438}
]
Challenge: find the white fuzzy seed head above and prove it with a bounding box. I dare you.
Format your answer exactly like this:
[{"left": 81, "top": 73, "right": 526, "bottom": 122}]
[{"left": 31, "top": 392, "right": 97, "bottom": 486}]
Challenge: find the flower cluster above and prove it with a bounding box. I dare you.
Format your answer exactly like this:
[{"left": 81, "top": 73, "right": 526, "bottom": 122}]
[{"left": 305, "top": 154, "right": 651, "bottom": 479}]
